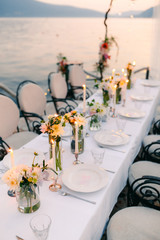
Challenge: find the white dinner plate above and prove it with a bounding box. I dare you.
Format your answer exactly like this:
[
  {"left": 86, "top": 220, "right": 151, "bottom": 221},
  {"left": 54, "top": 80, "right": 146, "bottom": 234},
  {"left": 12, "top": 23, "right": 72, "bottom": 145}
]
[
  {"left": 130, "top": 94, "right": 153, "bottom": 101},
  {"left": 118, "top": 108, "right": 145, "bottom": 119},
  {"left": 94, "top": 130, "right": 129, "bottom": 147},
  {"left": 141, "top": 80, "right": 160, "bottom": 87},
  {"left": 62, "top": 164, "right": 108, "bottom": 193},
  {"left": 3, "top": 148, "right": 45, "bottom": 168}
]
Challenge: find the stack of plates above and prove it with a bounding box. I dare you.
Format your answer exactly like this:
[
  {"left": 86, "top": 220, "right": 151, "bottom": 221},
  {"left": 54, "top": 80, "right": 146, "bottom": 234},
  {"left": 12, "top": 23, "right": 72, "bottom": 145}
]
[{"left": 94, "top": 130, "right": 129, "bottom": 147}]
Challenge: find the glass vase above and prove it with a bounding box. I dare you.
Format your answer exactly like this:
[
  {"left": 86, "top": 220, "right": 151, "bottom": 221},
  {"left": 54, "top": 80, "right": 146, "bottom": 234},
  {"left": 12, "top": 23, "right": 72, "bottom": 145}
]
[
  {"left": 16, "top": 184, "right": 40, "bottom": 213},
  {"left": 127, "top": 70, "right": 132, "bottom": 89},
  {"left": 116, "top": 87, "right": 122, "bottom": 104},
  {"left": 48, "top": 134, "right": 62, "bottom": 172},
  {"left": 103, "top": 89, "right": 110, "bottom": 106},
  {"left": 71, "top": 127, "right": 84, "bottom": 154},
  {"left": 89, "top": 115, "right": 101, "bottom": 131}
]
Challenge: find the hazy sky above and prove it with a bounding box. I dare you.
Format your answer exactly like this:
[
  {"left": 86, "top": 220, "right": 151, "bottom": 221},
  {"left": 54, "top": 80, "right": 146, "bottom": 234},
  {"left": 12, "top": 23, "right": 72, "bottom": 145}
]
[{"left": 35, "top": 0, "right": 157, "bottom": 13}]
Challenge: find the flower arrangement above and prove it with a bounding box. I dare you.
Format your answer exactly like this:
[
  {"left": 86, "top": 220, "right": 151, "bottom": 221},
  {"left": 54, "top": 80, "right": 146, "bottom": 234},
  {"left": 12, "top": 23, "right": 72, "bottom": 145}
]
[
  {"left": 57, "top": 53, "right": 68, "bottom": 75},
  {"left": 126, "top": 61, "right": 136, "bottom": 89},
  {"left": 40, "top": 114, "right": 64, "bottom": 141},
  {"left": 96, "top": 36, "right": 118, "bottom": 79},
  {"left": 63, "top": 110, "right": 86, "bottom": 130},
  {"left": 2, "top": 153, "right": 56, "bottom": 213},
  {"left": 40, "top": 114, "right": 65, "bottom": 170},
  {"left": 87, "top": 99, "right": 106, "bottom": 116}
]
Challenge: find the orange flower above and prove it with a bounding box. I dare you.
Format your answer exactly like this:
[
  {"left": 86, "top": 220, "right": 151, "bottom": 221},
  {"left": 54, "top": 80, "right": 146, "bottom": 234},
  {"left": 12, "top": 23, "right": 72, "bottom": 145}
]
[{"left": 101, "top": 42, "right": 108, "bottom": 49}]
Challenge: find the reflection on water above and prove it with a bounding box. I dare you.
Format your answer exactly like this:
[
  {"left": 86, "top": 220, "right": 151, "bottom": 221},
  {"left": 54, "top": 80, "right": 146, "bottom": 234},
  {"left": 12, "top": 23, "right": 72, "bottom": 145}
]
[{"left": 0, "top": 18, "right": 153, "bottom": 92}]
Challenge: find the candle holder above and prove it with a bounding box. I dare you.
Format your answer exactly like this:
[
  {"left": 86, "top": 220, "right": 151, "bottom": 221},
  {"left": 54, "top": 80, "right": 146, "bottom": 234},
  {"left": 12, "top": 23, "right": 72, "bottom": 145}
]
[{"left": 73, "top": 153, "right": 82, "bottom": 165}]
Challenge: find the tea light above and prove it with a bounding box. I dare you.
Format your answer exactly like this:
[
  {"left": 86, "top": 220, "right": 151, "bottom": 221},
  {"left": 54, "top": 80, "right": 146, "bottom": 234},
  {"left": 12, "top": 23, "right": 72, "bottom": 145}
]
[
  {"left": 133, "top": 60, "right": 136, "bottom": 67},
  {"left": 82, "top": 84, "right": 86, "bottom": 114},
  {"left": 75, "top": 121, "right": 78, "bottom": 154},
  {"left": 9, "top": 148, "right": 15, "bottom": 168}
]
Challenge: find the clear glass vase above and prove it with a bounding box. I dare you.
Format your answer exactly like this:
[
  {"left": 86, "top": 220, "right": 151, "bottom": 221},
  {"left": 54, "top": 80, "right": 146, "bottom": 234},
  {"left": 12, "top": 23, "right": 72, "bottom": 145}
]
[
  {"left": 16, "top": 184, "right": 40, "bottom": 213},
  {"left": 71, "top": 127, "right": 84, "bottom": 154},
  {"left": 103, "top": 89, "right": 110, "bottom": 106},
  {"left": 48, "top": 135, "right": 62, "bottom": 172},
  {"left": 89, "top": 115, "right": 101, "bottom": 131},
  {"left": 127, "top": 70, "right": 132, "bottom": 89}
]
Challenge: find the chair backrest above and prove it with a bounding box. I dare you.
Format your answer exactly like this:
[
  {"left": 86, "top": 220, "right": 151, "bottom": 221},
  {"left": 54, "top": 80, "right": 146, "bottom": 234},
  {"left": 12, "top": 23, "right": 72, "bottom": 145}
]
[
  {"left": 0, "top": 95, "right": 19, "bottom": 139},
  {"left": 69, "top": 65, "right": 86, "bottom": 87},
  {"left": 49, "top": 72, "right": 68, "bottom": 99},
  {"left": 16, "top": 80, "right": 46, "bottom": 116}
]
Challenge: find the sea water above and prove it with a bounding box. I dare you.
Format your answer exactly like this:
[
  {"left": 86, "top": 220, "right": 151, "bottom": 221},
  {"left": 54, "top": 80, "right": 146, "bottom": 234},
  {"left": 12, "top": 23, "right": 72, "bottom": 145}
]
[{"left": 0, "top": 17, "right": 154, "bottom": 93}]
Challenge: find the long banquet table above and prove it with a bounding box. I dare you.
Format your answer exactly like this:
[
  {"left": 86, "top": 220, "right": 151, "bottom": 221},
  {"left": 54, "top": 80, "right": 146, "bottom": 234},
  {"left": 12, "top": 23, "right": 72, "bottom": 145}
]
[{"left": 0, "top": 79, "right": 160, "bottom": 240}]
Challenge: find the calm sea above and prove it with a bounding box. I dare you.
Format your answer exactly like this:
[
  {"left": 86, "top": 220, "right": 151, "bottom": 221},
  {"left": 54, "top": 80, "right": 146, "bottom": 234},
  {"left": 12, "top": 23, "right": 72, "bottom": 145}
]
[{"left": 0, "top": 17, "right": 154, "bottom": 93}]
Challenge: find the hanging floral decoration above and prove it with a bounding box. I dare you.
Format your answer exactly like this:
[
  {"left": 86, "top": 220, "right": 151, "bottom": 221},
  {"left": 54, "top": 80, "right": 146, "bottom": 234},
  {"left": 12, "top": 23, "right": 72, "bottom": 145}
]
[{"left": 57, "top": 53, "right": 68, "bottom": 75}]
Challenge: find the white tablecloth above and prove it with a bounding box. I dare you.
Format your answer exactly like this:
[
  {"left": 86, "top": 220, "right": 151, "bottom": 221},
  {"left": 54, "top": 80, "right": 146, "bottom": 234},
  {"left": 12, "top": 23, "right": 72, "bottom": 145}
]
[{"left": 0, "top": 79, "right": 160, "bottom": 240}]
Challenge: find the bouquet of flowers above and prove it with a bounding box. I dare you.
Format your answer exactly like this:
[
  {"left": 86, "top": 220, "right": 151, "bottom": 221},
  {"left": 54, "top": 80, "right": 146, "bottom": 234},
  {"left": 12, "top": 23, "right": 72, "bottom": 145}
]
[
  {"left": 126, "top": 61, "right": 136, "bottom": 89},
  {"left": 96, "top": 36, "right": 117, "bottom": 79},
  {"left": 40, "top": 114, "right": 64, "bottom": 141},
  {"left": 57, "top": 53, "right": 68, "bottom": 75},
  {"left": 40, "top": 114, "right": 65, "bottom": 170},
  {"left": 87, "top": 99, "right": 106, "bottom": 116},
  {"left": 63, "top": 110, "right": 86, "bottom": 131}
]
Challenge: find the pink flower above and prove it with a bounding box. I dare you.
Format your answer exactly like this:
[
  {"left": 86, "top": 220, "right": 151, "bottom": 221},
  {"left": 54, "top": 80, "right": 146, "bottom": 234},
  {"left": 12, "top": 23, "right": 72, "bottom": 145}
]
[{"left": 40, "top": 124, "right": 48, "bottom": 133}]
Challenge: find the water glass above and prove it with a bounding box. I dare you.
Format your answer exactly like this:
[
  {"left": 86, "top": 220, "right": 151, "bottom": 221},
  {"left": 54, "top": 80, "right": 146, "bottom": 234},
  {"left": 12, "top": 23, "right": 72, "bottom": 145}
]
[
  {"left": 30, "top": 214, "right": 52, "bottom": 240},
  {"left": 116, "top": 116, "right": 126, "bottom": 133},
  {"left": 91, "top": 148, "right": 105, "bottom": 165}
]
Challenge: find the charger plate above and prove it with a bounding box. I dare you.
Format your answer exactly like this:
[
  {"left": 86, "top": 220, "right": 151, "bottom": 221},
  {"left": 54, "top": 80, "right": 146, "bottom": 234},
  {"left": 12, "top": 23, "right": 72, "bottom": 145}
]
[
  {"left": 118, "top": 108, "right": 145, "bottom": 119},
  {"left": 3, "top": 148, "right": 45, "bottom": 168},
  {"left": 62, "top": 164, "right": 108, "bottom": 193},
  {"left": 94, "top": 130, "right": 129, "bottom": 147}
]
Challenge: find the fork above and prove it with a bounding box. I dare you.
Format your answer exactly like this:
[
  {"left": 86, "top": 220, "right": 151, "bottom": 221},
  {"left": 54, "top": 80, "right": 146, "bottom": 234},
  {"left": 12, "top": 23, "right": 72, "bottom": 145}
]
[{"left": 59, "top": 190, "right": 96, "bottom": 204}]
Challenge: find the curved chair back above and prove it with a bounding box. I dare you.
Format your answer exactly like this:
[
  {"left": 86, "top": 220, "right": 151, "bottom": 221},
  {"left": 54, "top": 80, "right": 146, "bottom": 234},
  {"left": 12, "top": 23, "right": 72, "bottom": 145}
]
[
  {"left": 69, "top": 65, "right": 86, "bottom": 87},
  {"left": 0, "top": 95, "right": 19, "bottom": 139},
  {"left": 16, "top": 80, "right": 46, "bottom": 117},
  {"left": 49, "top": 72, "right": 68, "bottom": 99}
]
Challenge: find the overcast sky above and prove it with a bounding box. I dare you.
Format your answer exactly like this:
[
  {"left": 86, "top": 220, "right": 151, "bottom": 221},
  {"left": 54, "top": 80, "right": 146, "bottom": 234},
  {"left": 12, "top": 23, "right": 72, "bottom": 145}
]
[{"left": 35, "top": 0, "right": 157, "bottom": 13}]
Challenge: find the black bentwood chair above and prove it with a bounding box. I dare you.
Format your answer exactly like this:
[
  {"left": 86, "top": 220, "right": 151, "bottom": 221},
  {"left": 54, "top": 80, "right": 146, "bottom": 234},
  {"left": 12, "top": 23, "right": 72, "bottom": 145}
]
[
  {"left": 48, "top": 72, "right": 78, "bottom": 115},
  {"left": 16, "top": 80, "right": 49, "bottom": 134},
  {"left": 68, "top": 65, "right": 93, "bottom": 100}
]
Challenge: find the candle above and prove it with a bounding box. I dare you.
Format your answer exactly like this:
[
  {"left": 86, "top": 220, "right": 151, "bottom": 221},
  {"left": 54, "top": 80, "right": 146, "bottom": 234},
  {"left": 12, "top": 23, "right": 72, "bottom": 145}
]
[
  {"left": 75, "top": 122, "right": 78, "bottom": 154},
  {"left": 51, "top": 140, "right": 55, "bottom": 171},
  {"left": 133, "top": 60, "right": 136, "bottom": 67},
  {"left": 82, "top": 84, "right": 86, "bottom": 114},
  {"left": 112, "top": 69, "right": 115, "bottom": 78},
  {"left": 122, "top": 68, "right": 125, "bottom": 77},
  {"left": 9, "top": 148, "right": 15, "bottom": 168},
  {"left": 114, "top": 84, "right": 117, "bottom": 108}
]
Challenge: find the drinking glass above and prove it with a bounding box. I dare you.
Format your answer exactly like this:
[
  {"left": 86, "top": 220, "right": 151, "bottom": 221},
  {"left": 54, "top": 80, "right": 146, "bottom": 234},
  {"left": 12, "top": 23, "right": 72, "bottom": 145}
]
[
  {"left": 91, "top": 148, "right": 105, "bottom": 165},
  {"left": 30, "top": 214, "right": 52, "bottom": 240},
  {"left": 116, "top": 115, "right": 126, "bottom": 133}
]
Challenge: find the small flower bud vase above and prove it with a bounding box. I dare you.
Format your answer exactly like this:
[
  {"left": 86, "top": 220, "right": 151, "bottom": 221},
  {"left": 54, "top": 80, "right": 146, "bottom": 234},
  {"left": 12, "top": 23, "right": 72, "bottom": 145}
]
[
  {"left": 71, "top": 127, "right": 84, "bottom": 154},
  {"left": 16, "top": 184, "right": 40, "bottom": 213},
  {"left": 103, "top": 89, "right": 110, "bottom": 106},
  {"left": 89, "top": 115, "right": 101, "bottom": 131}
]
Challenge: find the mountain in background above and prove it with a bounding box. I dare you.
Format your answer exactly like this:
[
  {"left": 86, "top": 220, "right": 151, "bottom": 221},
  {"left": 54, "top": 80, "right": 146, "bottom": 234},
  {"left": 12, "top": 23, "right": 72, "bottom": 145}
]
[
  {"left": 0, "top": 0, "right": 104, "bottom": 17},
  {"left": 111, "top": 7, "right": 154, "bottom": 18}
]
